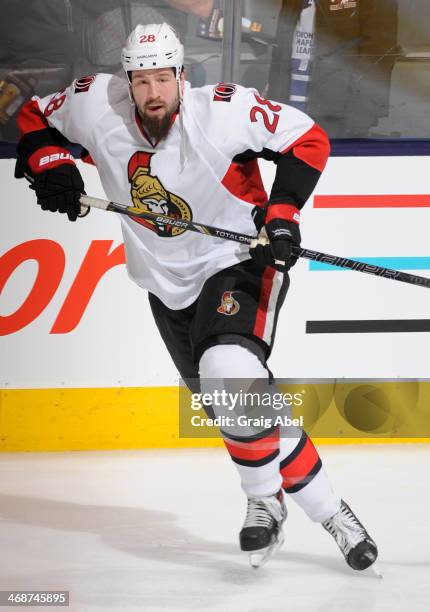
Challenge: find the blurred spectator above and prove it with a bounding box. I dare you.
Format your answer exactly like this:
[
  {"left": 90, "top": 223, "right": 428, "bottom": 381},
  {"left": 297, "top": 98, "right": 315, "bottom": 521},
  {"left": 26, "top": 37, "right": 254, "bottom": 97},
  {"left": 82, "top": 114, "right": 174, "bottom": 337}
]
[
  {"left": 267, "top": 0, "right": 400, "bottom": 137},
  {"left": 0, "top": 0, "right": 211, "bottom": 141},
  {"left": 77, "top": 1, "right": 187, "bottom": 76}
]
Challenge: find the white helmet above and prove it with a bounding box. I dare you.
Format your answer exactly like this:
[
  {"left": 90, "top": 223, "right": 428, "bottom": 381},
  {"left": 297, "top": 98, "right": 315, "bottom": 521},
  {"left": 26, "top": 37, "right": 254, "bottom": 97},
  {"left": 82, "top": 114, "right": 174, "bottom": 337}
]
[{"left": 121, "top": 23, "right": 184, "bottom": 84}]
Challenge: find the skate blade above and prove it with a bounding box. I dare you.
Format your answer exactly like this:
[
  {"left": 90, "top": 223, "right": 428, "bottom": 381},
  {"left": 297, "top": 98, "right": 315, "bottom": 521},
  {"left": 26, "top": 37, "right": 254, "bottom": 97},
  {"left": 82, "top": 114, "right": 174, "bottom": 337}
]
[
  {"left": 367, "top": 563, "right": 383, "bottom": 579},
  {"left": 248, "top": 532, "right": 284, "bottom": 569}
]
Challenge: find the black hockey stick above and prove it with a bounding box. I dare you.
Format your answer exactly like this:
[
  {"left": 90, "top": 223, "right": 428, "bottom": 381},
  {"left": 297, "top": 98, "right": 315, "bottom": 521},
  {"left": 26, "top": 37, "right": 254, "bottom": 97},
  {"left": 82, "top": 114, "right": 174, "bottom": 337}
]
[{"left": 80, "top": 195, "right": 430, "bottom": 290}]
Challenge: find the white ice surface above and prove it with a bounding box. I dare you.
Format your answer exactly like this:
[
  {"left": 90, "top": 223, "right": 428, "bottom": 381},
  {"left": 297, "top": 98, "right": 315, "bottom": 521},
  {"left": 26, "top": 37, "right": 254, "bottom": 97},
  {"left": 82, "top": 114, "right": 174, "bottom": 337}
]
[{"left": 0, "top": 445, "right": 429, "bottom": 612}]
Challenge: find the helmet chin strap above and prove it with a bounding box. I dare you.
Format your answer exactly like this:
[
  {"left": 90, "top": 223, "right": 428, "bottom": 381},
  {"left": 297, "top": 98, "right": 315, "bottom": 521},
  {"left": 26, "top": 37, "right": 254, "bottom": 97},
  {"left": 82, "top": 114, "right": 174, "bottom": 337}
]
[
  {"left": 178, "top": 72, "right": 183, "bottom": 103},
  {"left": 128, "top": 85, "right": 134, "bottom": 106},
  {"left": 179, "top": 79, "right": 188, "bottom": 173}
]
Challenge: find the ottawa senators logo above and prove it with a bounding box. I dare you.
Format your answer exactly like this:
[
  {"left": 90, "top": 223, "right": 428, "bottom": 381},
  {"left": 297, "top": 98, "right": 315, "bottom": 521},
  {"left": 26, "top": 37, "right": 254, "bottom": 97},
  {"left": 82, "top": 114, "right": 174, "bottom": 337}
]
[
  {"left": 127, "top": 151, "right": 192, "bottom": 237},
  {"left": 217, "top": 291, "right": 240, "bottom": 316},
  {"left": 213, "top": 83, "right": 237, "bottom": 102},
  {"left": 74, "top": 75, "right": 96, "bottom": 93}
]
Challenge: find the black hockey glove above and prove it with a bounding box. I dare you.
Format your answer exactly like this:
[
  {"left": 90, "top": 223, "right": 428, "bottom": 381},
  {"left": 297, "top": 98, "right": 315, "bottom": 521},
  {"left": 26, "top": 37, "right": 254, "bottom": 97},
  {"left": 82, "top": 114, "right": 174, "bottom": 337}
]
[
  {"left": 29, "top": 164, "right": 87, "bottom": 222},
  {"left": 250, "top": 204, "right": 301, "bottom": 272}
]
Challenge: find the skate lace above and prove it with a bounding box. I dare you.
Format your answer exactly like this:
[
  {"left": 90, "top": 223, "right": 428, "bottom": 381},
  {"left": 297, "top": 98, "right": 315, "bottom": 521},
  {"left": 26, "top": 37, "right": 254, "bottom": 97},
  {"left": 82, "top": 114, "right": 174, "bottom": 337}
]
[
  {"left": 243, "top": 496, "right": 284, "bottom": 529},
  {"left": 322, "top": 503, "right": 367, "bottom": 555}
]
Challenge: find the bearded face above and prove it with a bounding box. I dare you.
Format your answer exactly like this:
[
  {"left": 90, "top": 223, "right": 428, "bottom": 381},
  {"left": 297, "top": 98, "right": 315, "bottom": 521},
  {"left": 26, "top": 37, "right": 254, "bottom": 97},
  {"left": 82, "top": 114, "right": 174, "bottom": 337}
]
[
  {"left": 131, "top": 68, "right": 184, "bottom": 141},
  {"left": 139, "top": 102, "right": 178, "bottom": 141}
]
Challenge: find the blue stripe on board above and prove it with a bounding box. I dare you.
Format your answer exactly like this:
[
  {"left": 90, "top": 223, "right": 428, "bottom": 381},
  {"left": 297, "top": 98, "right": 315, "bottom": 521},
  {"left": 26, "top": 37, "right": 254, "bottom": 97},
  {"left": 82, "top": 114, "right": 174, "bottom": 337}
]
[{"left": 309, "top": 257, "right": 430, "bottom": 271}]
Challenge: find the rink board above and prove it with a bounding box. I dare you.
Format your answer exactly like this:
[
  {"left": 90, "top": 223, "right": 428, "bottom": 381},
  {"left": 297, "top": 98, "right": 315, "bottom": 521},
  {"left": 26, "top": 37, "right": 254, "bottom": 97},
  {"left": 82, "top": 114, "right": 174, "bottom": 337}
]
[
  {"left": 1, "top": 383, "right": 430, "bottom": 451},
  {"left": 1, "top": 156, "right": 430, "bottom": 450}
]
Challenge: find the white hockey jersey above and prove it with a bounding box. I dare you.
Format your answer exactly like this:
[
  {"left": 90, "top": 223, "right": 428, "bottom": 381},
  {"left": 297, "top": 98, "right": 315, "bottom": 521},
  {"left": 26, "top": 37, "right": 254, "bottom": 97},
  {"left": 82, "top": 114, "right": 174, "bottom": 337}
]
[{"left": 19, "top": 74, "right": 325, "bottom": 309}]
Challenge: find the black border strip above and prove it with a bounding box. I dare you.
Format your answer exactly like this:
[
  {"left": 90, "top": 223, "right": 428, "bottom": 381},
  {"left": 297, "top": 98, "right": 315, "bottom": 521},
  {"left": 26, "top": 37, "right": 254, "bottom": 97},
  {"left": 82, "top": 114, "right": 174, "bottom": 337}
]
[
  {"left": 306, "top": 319, "right": 430, "bottom": 334},
  {"left": 3, "top": 139, "right": 430, "bottom": 160},
  {"left": 329, "top": 138, "right": 430, "bottom": 157},
  {"left": 0, "top": 142, "right": 82, "bottom": 159}
]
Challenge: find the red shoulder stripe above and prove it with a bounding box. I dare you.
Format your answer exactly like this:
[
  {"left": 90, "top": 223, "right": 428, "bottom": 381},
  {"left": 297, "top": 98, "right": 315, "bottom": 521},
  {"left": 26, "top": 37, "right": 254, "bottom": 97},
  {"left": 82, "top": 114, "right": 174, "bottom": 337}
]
[
  {"left": 281, "top": 123, "right": 330, "bottom": 173},
  {"left": 221, "top": 158, "right": 267, "bottom": 206},
  {"left": 17, "top": 99, "right": 49, "bottom": 137}
]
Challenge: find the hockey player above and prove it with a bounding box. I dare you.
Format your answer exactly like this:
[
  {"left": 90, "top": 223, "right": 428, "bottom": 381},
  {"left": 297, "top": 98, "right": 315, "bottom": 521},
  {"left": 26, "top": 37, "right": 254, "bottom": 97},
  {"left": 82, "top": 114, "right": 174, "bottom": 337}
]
[{"left": 14, "top": 22, "right": 377, "bottom": 571}]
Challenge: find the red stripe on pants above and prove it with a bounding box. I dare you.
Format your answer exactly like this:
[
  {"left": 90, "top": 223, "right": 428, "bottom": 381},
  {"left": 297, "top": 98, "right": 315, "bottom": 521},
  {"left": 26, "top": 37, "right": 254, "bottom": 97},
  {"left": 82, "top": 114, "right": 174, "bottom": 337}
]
[{"left": 253, "top": 267, "right": 276, "bottom": 339}]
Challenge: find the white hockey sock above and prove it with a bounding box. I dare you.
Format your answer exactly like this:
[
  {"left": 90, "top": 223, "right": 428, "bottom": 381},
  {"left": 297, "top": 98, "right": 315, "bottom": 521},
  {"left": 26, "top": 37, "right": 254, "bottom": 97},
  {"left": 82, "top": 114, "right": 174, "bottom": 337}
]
[
  {"left": 199, "top": 344, "right": 341, "bottom": 519},
  {"left": 199, "top": 344, "right": 282, "bottom": 497}
]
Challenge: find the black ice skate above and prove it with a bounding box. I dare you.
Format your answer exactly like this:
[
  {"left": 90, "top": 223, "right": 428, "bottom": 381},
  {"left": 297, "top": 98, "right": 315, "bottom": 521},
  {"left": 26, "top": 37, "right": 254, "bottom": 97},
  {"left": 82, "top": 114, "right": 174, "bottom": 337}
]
[
  {"left": 239, "top": 490, "right": 287, "bottom": 568},
  {"left": 322, "top": 500, "right": 380, "bottom": 574}
]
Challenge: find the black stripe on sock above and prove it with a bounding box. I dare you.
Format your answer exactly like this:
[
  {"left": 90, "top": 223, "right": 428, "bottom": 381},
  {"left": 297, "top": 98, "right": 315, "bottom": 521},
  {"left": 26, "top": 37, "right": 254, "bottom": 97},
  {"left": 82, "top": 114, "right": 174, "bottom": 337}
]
[
  {"left": 222, "top": 424, "right": 278, "bottom": 444},
  {"left": 279, "top": 430, "right": 307, "bottom": 471},
  {"left": 283, "top": 458, "right": 323, "bottom": 494},
  {"left": 230, "top": 448, "right": 280, "bottom": 468}
]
